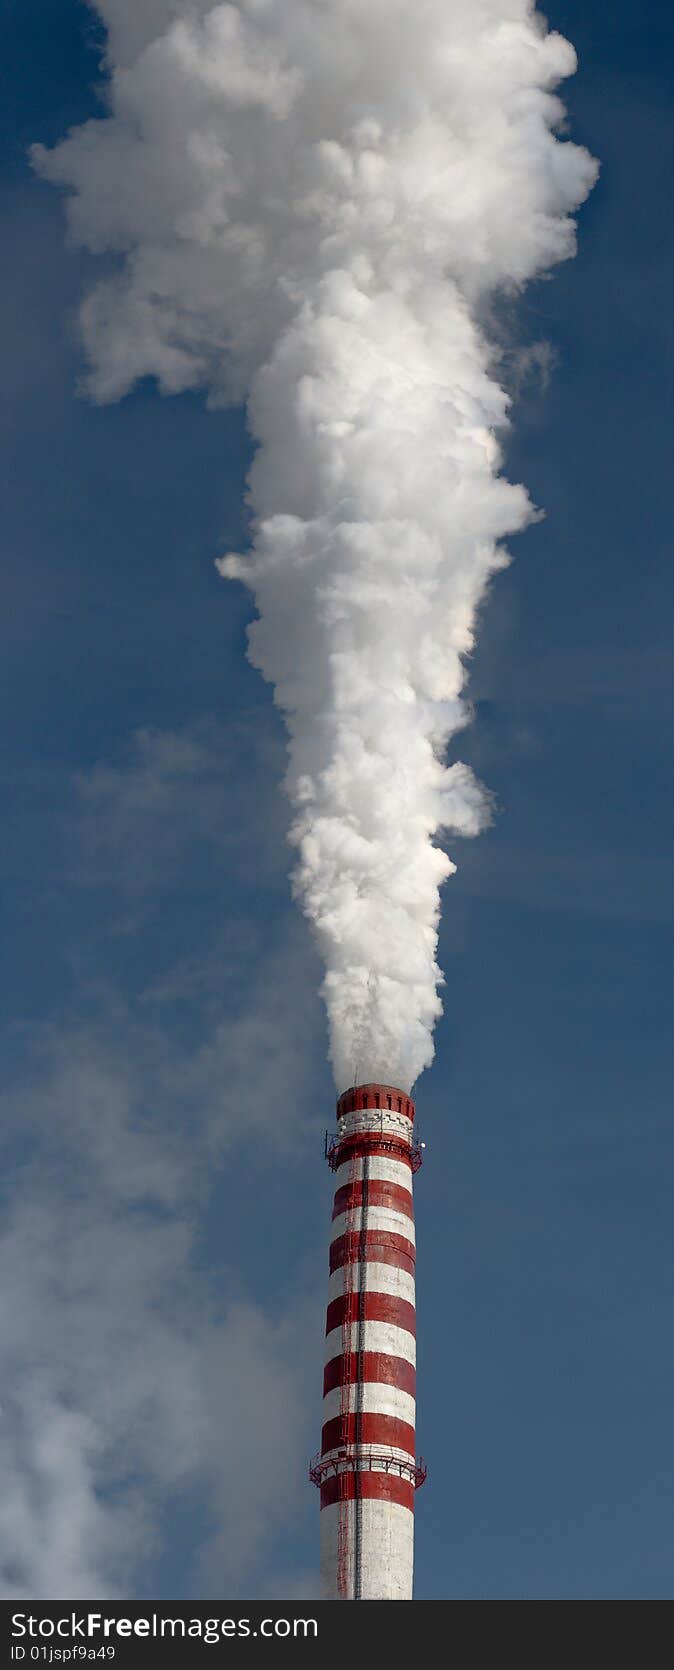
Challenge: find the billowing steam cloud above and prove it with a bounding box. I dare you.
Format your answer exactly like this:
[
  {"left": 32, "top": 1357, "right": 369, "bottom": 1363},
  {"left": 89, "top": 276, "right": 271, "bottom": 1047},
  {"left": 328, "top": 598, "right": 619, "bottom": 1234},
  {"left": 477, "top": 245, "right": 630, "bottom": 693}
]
[{"left": 35, "top": 1, "right": 597, "bottom": 1091}]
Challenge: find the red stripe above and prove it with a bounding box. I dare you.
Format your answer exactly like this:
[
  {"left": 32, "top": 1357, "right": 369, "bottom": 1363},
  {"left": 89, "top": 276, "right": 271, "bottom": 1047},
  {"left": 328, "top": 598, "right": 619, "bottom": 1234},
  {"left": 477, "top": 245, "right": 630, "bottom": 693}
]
[
  {"left": 329, "top": 1229, "right": 415, "bottom": 1276},
  {"left": 321, "top": 1412, "right": 415, "bottom": 1457},
  {"left": 332, "top": 1180, "right": 414, "bottom": 1222},
  {"left": 319, "top": 1471, "right": 414, "bottom": 1511},
  {"left": 323, "top": 1352, "right": 416, "bottom": 1399},
  {"left": 325, "top": 1291, "right": 416, "bottom": 1339},
  {"left": 336, "top": 1084, "right": 415, "bottom": 1121}
]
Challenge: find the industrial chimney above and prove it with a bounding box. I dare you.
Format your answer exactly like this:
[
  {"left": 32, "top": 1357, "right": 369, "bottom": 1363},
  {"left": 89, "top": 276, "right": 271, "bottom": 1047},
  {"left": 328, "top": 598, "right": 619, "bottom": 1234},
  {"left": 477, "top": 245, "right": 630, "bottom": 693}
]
[{"left": 310, "top": 1083, "right": 426, "bottom": 1599}]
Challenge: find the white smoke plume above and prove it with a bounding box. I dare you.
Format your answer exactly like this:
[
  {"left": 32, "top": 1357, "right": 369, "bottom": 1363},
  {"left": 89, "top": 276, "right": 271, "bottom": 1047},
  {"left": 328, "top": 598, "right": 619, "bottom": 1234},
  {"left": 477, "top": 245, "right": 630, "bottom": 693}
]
[{"left": 35, "top": 1, "right": 597, "bottom": 1091}]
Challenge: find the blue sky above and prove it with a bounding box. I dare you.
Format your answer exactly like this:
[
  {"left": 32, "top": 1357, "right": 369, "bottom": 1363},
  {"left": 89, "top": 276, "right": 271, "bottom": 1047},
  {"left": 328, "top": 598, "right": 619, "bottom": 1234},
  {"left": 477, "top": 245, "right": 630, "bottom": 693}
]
[{"left": 1, "top": 0, "right": 672, "bottom": 1599}]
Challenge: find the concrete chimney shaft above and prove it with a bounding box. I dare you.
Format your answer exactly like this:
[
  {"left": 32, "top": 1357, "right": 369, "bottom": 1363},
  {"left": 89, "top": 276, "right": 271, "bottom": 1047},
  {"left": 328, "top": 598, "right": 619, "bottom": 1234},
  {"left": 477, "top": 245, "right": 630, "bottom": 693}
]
[{"left": 311, "top": 1083, "right": 425, "bottom": 1600}]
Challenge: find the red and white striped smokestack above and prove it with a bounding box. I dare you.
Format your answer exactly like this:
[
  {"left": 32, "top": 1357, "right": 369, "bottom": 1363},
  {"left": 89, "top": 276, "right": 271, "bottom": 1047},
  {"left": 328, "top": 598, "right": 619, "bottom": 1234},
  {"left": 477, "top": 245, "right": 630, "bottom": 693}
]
[{"left": 310, "top": 1083, "right": 426, "bottom": 1600}]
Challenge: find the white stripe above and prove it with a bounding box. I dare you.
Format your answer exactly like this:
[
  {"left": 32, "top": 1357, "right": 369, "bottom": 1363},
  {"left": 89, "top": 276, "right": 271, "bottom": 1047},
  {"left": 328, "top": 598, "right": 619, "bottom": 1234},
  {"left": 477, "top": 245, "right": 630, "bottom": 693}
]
[
  {"left": 339, "top": 1110, "right": 413, "bottom": 1142},
  {"left": 368, "top": 1155, "right": 414, "bottom": 1189},
  {"left": 332, "top": 1203, "right": 415, "bottom": 1242},
  {"left": 320, "top": 1500, "right": 414, "bottom": 1599},
  {"left": 325, "top": 1318, "right": 416, "bottom": 1367},
  {"left": 322, "top": 1381, "right": 415, "bottom": 1428},
  {"left": 337, "top": 1155, "right": 413, "bottom": 1189},
  {"left": 328, "top": 1261, "right": 416, "bottom": 1308}
]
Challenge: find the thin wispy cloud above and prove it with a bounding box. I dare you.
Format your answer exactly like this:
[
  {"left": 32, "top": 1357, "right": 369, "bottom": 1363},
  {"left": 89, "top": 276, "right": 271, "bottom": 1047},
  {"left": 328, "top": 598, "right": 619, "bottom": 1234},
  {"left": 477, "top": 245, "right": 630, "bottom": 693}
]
[
  {"left": 68, "top": 716, "right": 288, "bottom": 914},
  {"left": 0, "top": 715, "right": 323, "bottom": 1598}
]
